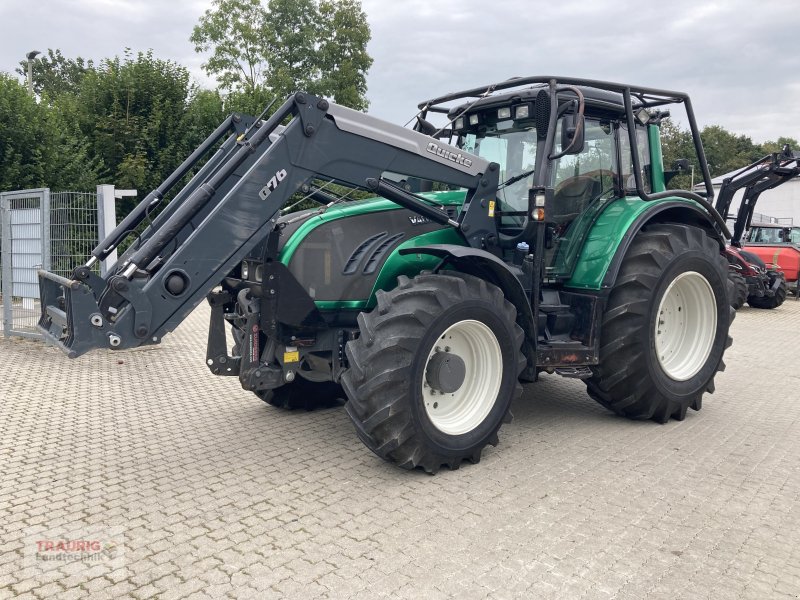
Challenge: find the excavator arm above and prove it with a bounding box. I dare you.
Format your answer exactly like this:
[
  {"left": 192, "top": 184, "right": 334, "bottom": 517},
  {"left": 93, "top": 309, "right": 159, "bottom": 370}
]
[{"left": 37, "top": 92, "right": 500, "bottom": 357}]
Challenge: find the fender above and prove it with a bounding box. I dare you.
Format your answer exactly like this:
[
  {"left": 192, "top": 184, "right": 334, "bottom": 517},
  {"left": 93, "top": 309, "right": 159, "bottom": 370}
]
[
  {"left": 566, "top": 198, "right": 724, "bottom": 291},
  {"left": 398, "top": 243, "right": 537, "bottom": 373}
]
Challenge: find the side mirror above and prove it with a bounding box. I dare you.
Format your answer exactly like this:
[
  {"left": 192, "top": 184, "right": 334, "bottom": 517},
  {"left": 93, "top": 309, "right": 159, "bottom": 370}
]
[
  {"left": 673, "top": 158, "right": 691, "bottom": 172},
  {"left": 414, "top": 116, "right": 438, "bottom": 136},
  {"left": 559, "top": 114, "right": 585, "bottom": 155}
]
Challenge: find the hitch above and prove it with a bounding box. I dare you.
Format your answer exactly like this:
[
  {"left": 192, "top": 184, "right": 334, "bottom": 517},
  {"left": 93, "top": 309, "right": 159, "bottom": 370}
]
[{"left": 37, "top": 270, "right": 124, "bottom": 358}]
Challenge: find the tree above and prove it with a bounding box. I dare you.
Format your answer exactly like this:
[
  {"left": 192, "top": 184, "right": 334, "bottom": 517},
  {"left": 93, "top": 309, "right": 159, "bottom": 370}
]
[
  {"left": 44, "top": 93, "right": 104, "bottom": 191},
  {"left": 0, "top": 73, "right": 100, "bottom": 192},
  {"left": 190, "top": 0, "right": 269, "bottom": 95},
  {"left": 0, "top": 74, "right": 48, "bottom": 190},
  {"left": 760, "top": 136, "right": 800, "bottom": 155},
  {"left": 658, "top": 119, "right": 697, "bottom": 190},
  {"left": 190, "top": 0, "right": 372, "bottom": 110},
  {"left": 315, "top": 0, "right": 372, "bottom": 110},
  {"left": 659, "top": 120, "right": 782, "bottom": 189},
  {"left": 15, "top": 49, "right": 94, "bottom": 98},
  {"left": 700, "top": 125, "right": 762, "bottom": 178}
]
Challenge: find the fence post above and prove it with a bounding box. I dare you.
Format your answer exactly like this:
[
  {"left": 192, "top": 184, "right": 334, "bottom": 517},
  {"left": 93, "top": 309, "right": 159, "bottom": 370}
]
[
  {"left": 97, "top": 185, "right": 137, "bottom": 275},
  {"left": 42, "top": 189, "right": 51, "bottom": 272},
  {"left": 96, "top": 185, "right": 116, "bottom": 276},
  {"left": 1, "top": 192, "right": 10, "bottom": 337}
]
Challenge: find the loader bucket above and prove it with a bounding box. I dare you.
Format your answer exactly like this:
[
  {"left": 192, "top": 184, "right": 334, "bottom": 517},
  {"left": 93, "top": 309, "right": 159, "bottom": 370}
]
[{"left": 37, "top": 270, "right": 109, "bottom": 358}]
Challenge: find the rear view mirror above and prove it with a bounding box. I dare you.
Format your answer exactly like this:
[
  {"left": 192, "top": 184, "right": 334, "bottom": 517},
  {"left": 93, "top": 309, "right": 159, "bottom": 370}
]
[
  {"left": 414, "top": 116, "right": 438, "bottom": 136},
  {"left": 673, "top": 158, "right": 691, "bottom": 172},
  {"left": 664, "top": 158, "right": 692, "bottom": 186},
  {"left": 559, "top": 114, "right": 585, "bottom": 155}
]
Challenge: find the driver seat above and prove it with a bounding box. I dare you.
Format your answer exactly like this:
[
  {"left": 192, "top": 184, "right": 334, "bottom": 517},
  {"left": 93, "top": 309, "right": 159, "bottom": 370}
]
[{"left": 552, "top": 176, "right": 602, "bottom": 223}]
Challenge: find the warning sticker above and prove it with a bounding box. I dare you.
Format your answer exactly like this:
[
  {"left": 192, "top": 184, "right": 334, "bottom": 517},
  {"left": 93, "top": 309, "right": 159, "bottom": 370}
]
[
  {"left": 283, "top": 349, "right": 300, "bottom": 363},
  {"left": 488, "top": 200, "right": 496, "bottom": 218}
]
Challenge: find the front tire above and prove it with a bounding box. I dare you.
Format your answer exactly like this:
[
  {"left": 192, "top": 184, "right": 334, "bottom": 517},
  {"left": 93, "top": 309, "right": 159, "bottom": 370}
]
[
  {"left": 728, "top": 271, "right": 748, "bottom": 310},
  {"left": 342, "top": 272, "right": 525, "bottom": 474},
  {"left": 255, "top": 379, "right": 345, "bottom": 410},
  {"left": 231, "top": 327, "right": 344, "bottom": 410},
  {"left": 587, "top": 224, "right": 733, "bottom": 423},
  {"left": 747, "top": 273, "right": 787, "bottom": 309}
]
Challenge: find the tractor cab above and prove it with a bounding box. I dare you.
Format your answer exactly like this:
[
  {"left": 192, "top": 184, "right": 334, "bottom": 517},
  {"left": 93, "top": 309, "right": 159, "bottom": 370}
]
[
  {"left": 444, "top": 85, "right": 659, "bottom": 281},
  {"left": 748, "top": 223, "right": 800, "bottom": 245}
]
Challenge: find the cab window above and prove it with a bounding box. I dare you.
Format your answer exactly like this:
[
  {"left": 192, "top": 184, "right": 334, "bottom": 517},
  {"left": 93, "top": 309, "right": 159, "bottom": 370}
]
[
  {"left": 619, "top": 124, "right": 651, "bottom": 193},
  {"left": 751, "top": 227, "right": 781, "bottom": 243},
  {"left": 550, "top": 118, "right": 618, "bottom": 224}
]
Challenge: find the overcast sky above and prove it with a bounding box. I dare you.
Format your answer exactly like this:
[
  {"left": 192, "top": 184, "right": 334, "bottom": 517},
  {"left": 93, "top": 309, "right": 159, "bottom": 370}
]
[{"left": 1, "top": 0, "right": 798, "bottom": 143}]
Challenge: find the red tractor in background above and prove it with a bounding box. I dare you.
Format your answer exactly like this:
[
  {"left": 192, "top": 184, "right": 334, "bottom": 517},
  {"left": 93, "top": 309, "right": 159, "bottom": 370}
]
[
  {"left": 713, "top": 147, "right": 800, "bottom": 309},
  {"left": 744, "top": 222, "right": 800, "bottom": 301}
]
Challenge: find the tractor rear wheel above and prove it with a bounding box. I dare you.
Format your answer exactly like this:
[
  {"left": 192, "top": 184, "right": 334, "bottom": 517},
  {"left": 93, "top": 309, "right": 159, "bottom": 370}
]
[
  {"left": 342, "top": 272, "right": 525, "bottom": 474},
  {"left": 728, "top": 271, "right": 748, "bottom": 310},
  {"left": 586, "top": 224, "right": 733, "bottom": 423},
  {"left": 747, "top": 274, "right": 787, "bottom": 309}
]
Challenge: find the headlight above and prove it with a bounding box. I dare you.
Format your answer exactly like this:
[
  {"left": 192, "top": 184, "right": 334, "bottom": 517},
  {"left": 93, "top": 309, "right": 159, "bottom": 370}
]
[
  {"left": 497, "top": 107, "right": 511, "bottom": 120},
  {"left": 241, "top": 261, "right": 249, "bottom": 280},
  {"left": 254, "top": 265, "right": 263, "bottom": 283},
  {"left": 469, "top": 114, "right": 480, "bottom": 126},
  {"left": 454, "top": 117, "right": 464, "bottom": 130},
  {"left": 515, "top": 104, "right": 530, "bottom": 120}
]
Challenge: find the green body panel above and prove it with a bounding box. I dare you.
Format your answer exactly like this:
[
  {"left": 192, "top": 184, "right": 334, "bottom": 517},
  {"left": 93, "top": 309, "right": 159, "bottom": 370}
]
[
  {"left": 276, "top": 190, "right": 469, "bottom": 311},
  {"left": 278, "top": 190, "right": 467, "bottom": 266},
  {"left": 312, "top": 228, "right": 467, "bottom": 311},
  {"left": 565, "top": 196, "right": 690, "bottom": 290},
  {"left": 562, "top": 124, "right": 681, "bottom": 290},
  {"left": 365, "top": 227, "right": 467, "bottom": 308},
  {"left": 548, "top": 195, "right": 618, "bottom": 278}
]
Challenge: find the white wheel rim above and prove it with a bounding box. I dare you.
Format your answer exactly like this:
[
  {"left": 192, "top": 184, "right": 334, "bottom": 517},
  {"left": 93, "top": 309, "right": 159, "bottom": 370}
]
[
  {"left": 654, "top": 271, "right": 717, "bottom": 381},
  {"left": 422, "top": 319, "right": 503, "bottom": 436}
]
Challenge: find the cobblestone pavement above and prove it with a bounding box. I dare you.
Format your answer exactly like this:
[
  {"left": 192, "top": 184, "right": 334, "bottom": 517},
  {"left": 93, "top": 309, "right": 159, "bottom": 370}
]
[{"left": 1, "top": 300, "right": 799, "bottom": 600}]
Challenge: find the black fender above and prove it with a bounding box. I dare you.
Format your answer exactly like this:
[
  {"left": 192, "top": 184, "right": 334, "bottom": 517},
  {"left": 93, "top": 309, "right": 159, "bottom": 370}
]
[
  {"left": 398, "top": 244, "right": 536, "bottom": 374},
  {"left": 602, "top": 201, "right": 725, "bottom": 289}
]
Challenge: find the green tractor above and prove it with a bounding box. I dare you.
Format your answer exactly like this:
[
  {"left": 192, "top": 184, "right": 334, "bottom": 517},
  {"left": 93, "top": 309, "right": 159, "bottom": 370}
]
[{"left": 38, "top": 77, "right": 733, "bottom": 473}]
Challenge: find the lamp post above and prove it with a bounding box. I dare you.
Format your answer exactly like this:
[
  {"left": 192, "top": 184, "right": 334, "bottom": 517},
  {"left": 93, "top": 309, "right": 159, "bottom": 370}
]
[{"left": 25, "top": 50, "right": 41, "bottom": 96}]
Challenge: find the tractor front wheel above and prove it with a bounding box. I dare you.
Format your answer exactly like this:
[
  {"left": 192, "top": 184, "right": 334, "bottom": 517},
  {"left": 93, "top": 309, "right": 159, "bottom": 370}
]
[
  {"left": 342, "top": 272, "right": 525, "bottom": 473},
  {"left": 728, "top": 271, "right": 748, "bottom": 310},
  {"left": 231, "top": 327, "right": 344, "bottom": 410},
  {"left": 586, "top": 224, "right": 733, "bottom": 423},
  {"left": 255, "top": 379, "right": 345, "bottom": 410},
  {"left": 747, "top": 273, "right": 787, "bottom": 309}
]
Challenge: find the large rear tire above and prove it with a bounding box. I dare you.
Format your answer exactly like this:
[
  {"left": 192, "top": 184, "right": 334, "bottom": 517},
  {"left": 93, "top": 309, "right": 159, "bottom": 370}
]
[
  {"left": 342, "top": 272, "right": 525, "bottom": 474},
  {"left": 586, "top": 224, "right": 733, "bottom": 423}
]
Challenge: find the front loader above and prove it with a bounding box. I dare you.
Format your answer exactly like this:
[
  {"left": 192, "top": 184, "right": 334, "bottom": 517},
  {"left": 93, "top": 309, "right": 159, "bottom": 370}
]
[
  {"left": 713, "top": 147, "right": 800, "bottom": 309},
  {"left": 38, "top": 77, "right": 734, "bottom": 473}
]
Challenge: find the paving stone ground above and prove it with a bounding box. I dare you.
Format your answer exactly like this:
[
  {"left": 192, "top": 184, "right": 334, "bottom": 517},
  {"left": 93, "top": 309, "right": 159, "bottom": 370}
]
[{"left": 1, "top": 299, "right": 799, "bottom": 599}]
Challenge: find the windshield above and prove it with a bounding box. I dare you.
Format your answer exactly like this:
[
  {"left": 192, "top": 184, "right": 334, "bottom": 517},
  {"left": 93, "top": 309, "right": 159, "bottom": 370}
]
[
  {"left": 791, "top": 227, "right": 800, "bottom": 244},
  {"left": 461, "top": 127, "right": 538, "bottom": 214},
  {"left": 750, "top": 227, "right": 775, "bottom": 243}
]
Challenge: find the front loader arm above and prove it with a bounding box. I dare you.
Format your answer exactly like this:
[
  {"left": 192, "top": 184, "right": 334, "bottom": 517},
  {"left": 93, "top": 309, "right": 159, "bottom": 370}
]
[
  {"left": 38, "top": 92, "right": 500, "bottom": 357},
  {"left": 713, "top": 148, "right": 800, "bottom": 246}
]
